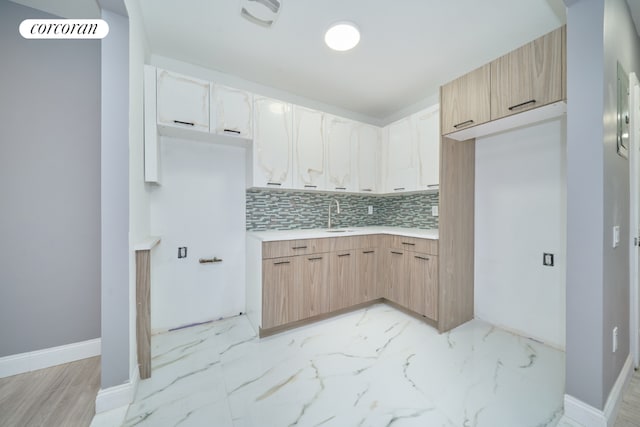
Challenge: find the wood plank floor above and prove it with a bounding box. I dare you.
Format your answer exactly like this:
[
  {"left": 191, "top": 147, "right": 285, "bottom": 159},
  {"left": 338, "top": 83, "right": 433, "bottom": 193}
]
[
  {"left": 614, "top": 368, "right": 640, "bottom": 427},
  {"left": 0, "top": 356, "right": 100, "bottom": 427}
]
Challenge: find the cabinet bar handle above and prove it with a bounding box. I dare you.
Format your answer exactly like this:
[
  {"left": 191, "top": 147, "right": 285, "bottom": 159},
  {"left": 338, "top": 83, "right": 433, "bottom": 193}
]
[
  {"left": 199, "top": 257, "right": 222, "bottom": 263},
  {"left": 362, "top": 250, "right": 375, "bottom": 254},
  {"left": 308, "top": 256, "right": 323, "bottom": 261},
  {"left": 267, "top": 182, "right": 281, "bottom": 186},
  {"left": 401, "top": 242, "right": 415, "bottom": 246},
  {"left": 304, "top": 185, "right": 317, "bottom": 188},
  {"left": 361, "top": 188, "right": 372, "bottom": 192},
  {"left": 337, "top": 253, "right": 351, "bottom": 257},
  {"left": 223, "top": 129, "right": 241, "bottom": 134},
  {"left": 391, "top": 251, "right": 403, "bottom": 255},
  {"left": 173, "top": 120, "right": 195, "bottom": 126},
  {"left": 393, "top": 187, "right": 405, "bottom": 191},
  {"left": 415, "top": 255, "right": 430, "bottom": 261},
  {"left": 427, "top": 184, "right": 439, "bottom": 188},
  {"left": 508, "top": 99, "right": 536, "bottom": 111},
  {"left": 335, "top": 187, "right": 346, "bottom": 190},
  {"left": 273, "top": 260, "right": 290, "bottom": 265},
  {"left": 453, "top": 119, "right": 474, "bottom": 129},
  {"left": 291, "top": 246, "right": 307, "bottom": 250}
]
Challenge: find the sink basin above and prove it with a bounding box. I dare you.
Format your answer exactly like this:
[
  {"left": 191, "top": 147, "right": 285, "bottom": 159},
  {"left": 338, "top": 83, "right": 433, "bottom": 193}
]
[{"left": 325, "top": 229, "right": 354, "bottom": 233}]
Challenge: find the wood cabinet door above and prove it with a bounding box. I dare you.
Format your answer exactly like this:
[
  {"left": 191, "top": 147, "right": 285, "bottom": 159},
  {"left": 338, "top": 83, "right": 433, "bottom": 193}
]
[
  {"left": 329, "top": 250, "right": 357, "bottom": 311},
  {"left": 415, "top": 106, "right": 440, "bottom": 190},
  {"left": 355, "top": 248, "right": 379, "bottom": 304},
  {"left": 356, "top": 124, "right": 379, "bottom": 193},
  {"left": 408, "top": 253, "right": 438, "bottom": 320},
  {"left": 383, "top": 248, "right": 407, "bottom": 306},
  {"left": 440, "top": 64, "right": 491, "bottom": 135},
  {"left": 212, "top": 85, "right": 252, "bottom": 138},
  {"left": 384, "top": 116, "right": 417, "bottom": 193},
  {"left": 325, "top": 116, "right": 355, "bottom": 192},
  {"left": 262, "top": 257, "right": 299, "bottom": 328},
  {"left": 253, "top": 97, "right": 293, "bottom": 188},
  {"left": 293, "top": 106, "right": 325, "bottom": 190},
  {"left": 299, "top": 254, "right": 330, "bottom": 318},
  {"left": 490, "top": 27, "right": 563, "bottom": 120},
  {"left": 156, "top": 69, "right": 210, "bottom": 132}
]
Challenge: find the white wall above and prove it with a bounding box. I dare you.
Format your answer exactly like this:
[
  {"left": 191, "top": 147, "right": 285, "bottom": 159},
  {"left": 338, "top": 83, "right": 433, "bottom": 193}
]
[
  {"left": 150, "top": 136, "right": 247, "bottom": 331},
  {"left": 475, "top": 117, "right": 567, "bottom": 349}
]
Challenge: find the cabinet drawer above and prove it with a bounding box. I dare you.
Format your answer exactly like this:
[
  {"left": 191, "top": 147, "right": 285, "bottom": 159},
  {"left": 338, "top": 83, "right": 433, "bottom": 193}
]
[
  {"left": 391, "top": 236, "right": 438, "bottom": 255},
  {"left": 262, "top": 238, "right": 331, "bottom": 259}
]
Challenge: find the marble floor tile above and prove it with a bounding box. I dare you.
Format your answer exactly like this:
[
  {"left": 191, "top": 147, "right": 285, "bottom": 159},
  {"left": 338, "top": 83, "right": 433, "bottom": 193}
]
[{"left": 122, "top": 303, "right": 566, "bottom": 427}]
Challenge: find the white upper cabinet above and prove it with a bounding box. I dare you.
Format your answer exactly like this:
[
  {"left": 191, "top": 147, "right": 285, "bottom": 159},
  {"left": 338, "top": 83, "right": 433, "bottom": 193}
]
[
  {"left": 211, "top": 85, "right": 252, "bottom": 139},
  {"left": 384, "top": 116, "right": 417, "bottom": 193},
  {"left": 156, "top": 69, "right": 210, "bottom": 132},
  {"left": 293, "top": 106, "right": 325, "bottom": 190},
  {"left": 325, "top": 115, "right": 355, "bottom": 192},
  {"left": 415, "top": 106, "right": 440, "bottom": 189},
  {"left": 355, "top": 124, "right": 380, "bottom": 193},
  {"left": 252, "top": 96, "right": 293, "bottom": 188}
]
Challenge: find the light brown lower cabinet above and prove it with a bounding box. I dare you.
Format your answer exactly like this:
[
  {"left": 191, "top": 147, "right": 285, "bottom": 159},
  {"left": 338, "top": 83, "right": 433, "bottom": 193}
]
[
  {"left": 262, "top": 257, "right": 299, "bottom": 329},
  {"left": 329, "top": 250, "right": 357, "bottom": 311},
  {"left": 355, "top": 248, "right": 379, "bottom": 304},
  {"left": 300, "top": 254, "right": 330, "bottom": 318},
  {"left": 408, "top": 253, "right": 438, "bottom": 320},
  {"left": 384, "top": 249, "right": 407, "bottom": 306}
]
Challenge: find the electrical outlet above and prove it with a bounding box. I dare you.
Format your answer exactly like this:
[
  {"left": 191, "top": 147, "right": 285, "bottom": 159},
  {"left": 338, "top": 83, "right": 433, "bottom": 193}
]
[
  {"left": 368, "top": 205, "right": 373, "bottom": 215},
  {"left": 178, "top": 247, "right": 187, "bottom": 259},
  {"left": 613, "top": 225, "right": 620, "bottom": 248},
  {"left": 613, "top": 327, "right": 618, "bottom": 352},
  {"left": 543, "top": 253, "right": 554, "bottom": 266},
  {"left": 432, "top": 205, "right": 439, "bottom": 217}
]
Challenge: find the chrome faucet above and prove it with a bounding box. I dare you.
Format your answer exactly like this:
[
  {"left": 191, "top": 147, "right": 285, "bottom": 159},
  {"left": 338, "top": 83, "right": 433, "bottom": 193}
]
[{"left": 328, "top": 199, "right": 340, "bottom": 229}]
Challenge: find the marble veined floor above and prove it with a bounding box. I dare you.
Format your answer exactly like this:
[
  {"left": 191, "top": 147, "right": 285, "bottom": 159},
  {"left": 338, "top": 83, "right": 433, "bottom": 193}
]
[{"left": 122, "top": 303, "right": 565, "bottom": 427}]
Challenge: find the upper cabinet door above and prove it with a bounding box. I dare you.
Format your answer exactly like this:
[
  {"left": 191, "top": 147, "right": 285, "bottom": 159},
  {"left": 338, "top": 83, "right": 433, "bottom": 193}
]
[
  {"left": 415, "top": 106, "right": 440, "bottom": 189},
  {"left": 212, "top": 85, "right": 253, "bottom": 138},
  {"left": 293, "top": 106, "right": 325, "bottom": 190},
  {"left": 356, "top": 124, "right": 380, "bottom": 193},
  {"left": 490, "top": 27, "right": 563, "bottom": 120},
  {"left": 325, "top": 116, "right": 355, "bottom": 192},
  {"left": 156, "top": 69, "right": 210, "bottom": 132},
  {"left": 384, "top": 116, "right": 417, "bottom": 193},
  {"left": 252, "top": 97, "right": 293, "bottom": 188},
  {"left": 440, "top": 64, "right": 491, "bottom": 135}
]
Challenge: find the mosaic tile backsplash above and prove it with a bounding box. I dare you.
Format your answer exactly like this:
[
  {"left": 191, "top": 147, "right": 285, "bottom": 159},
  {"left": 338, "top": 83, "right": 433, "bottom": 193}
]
[{"left": 246, "top": 189, "right": 439, "bottom": 231}]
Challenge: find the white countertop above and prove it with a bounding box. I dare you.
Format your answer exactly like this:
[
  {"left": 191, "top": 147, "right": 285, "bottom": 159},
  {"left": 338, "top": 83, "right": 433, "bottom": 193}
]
[{"left": 247, "top": 227, "right": 438, "bottom": 242}]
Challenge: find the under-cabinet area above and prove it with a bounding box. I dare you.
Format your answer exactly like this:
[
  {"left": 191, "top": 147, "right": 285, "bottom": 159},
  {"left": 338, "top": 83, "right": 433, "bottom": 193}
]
[{"left": 246, "top": 228, "right": 447, "bottom": 336}]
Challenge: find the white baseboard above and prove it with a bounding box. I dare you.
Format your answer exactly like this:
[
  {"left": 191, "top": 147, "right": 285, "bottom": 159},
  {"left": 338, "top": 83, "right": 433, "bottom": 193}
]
[
  {"left": 563, "top": 354, "right": 634, "bottom": 427},
  {"left": 0, "top": 338, "right": 101, "bottom": 379},
  {"left": 95, "top": 366, "right": 139, "bottom": 414}
]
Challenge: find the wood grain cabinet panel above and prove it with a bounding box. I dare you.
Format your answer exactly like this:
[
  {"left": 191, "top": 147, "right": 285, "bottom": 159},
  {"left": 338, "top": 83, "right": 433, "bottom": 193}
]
[
  {"left": 299, "top": 254, "right": 330, "bottom": 318},
  {"left": 329, "top": 250, "right": 357, "bottom": 311},
  {"left": 408, "top": 253, "right": 438, "bottom": 320},
  {"left": 490, "top": 27, "right": 563, "bottom": 120},
  {"left": 262, "top": 257, "right": 300, "bottom": 328},
  {"left": 383, "top": 248, "right": 407, "bottom": 306},
  {"left": 355, "top": 248, "right": 379, "bottom": 304},
  {"left": 440, "top": 64, "right": 491, "bottom": 135}
]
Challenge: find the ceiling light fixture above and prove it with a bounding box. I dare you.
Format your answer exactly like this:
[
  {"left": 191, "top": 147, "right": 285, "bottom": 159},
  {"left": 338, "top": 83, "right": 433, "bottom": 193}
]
[{"left": 324, "top": 22, "right": 360, "bottom": 51}]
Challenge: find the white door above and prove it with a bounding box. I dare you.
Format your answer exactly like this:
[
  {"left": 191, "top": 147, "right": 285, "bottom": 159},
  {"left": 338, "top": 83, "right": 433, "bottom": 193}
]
[
  {"left": 356, "top": 124, "right": 380, "bottom": 193},
  {"left": 325, "top": 115, "right": 355, "bottom": 192},
  {"left": 293, "top": 106, "right": 325, "bottom": 190},
  {"left": 156, "top": 69, "right": 210, "bottom": 132},
  {"left": 415, "top": 105, "right": 440, "bottom": 190},
  {"left": 252, "top": 97, "right": 292, "bottom": 188},
  {"left": 384, "top": 116, "right": 417, "bottom": 193},
  {"left": 630, "top": 72, "right": 640, "bottom": 369},
  {"left": 212, "top": 85, "right": 252, "bottom": 138}
]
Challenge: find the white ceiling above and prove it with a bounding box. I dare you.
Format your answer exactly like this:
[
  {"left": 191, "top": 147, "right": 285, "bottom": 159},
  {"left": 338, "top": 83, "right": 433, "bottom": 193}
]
[{"left": 138, "top": 0, "right": 566, "bottom": 123}]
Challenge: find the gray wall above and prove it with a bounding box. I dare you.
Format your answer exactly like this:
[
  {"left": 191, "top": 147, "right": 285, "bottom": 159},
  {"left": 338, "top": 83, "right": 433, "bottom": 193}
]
[
  {"left": 0, "top": 0, "right": 101, "bottom": 357},
  {"left": 566, "top": 0, "right": 640, "bottom": 409},
  {"left": 100, "top": 9, "right": 131, "bottom": 388}
]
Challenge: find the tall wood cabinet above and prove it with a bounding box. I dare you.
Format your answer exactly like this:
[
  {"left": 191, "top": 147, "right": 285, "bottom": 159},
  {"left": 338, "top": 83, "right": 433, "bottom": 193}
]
[{"left": 490, "top": 27, "right": 564, "bottom": 120}]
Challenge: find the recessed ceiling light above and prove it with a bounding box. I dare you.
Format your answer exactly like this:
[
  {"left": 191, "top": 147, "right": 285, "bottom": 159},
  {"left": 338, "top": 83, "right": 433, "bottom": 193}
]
[{"left": 324, "top": 22, "right": 360, "bottom": 51}]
